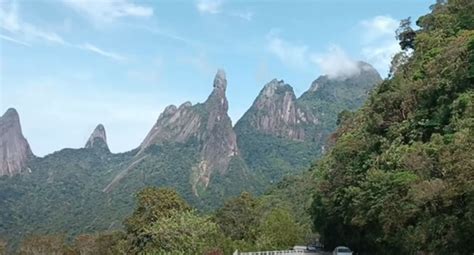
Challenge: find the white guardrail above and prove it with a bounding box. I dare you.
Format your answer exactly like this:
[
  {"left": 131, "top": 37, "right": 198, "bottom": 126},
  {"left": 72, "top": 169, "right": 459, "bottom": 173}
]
[{"left": 233, "top": 250, "right": 307, "bottom": 255}]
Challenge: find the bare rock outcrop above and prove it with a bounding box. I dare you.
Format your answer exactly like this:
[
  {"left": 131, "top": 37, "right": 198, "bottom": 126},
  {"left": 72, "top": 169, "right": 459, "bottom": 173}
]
[
  {"left": 0, "top": 108, "right": 34, "bottom": 176},
  {"left": 85, "top": 124, "right": 109, "bottom": 151},
  {"left": 136, "top": 69, "right": 240, "bottom": 193},
  {"left": 235, "top": 79, "right": 318, "bottom": 141}
]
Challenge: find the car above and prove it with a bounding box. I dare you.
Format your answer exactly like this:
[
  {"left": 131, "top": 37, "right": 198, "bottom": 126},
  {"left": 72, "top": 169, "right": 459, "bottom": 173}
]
[
  {"left": 306, "top": 243, "right": 324, "bottom": 252},
  {"left": 333, "top": 246, "right": 353, "bottom": 255}
]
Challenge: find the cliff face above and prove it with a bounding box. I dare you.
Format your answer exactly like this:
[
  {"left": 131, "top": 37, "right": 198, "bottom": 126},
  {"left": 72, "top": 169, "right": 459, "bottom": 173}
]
[
  {"left": 138, "top": 69, "right": 240, "bottom": 191},
  {"left": 0, "top": 108, "right": 33, "bottom": 176},
  {"left": 234, "top": 62, "right": 382, "bottom": 186},
  {"left": 235, "top": 79, "right": 318, "bottom": 141},
  {"left": 236, "top": 62, "right": 381, "bottom": 144},
  {"left": 85, "top": 124, "right": 109, "bottom": 151}
]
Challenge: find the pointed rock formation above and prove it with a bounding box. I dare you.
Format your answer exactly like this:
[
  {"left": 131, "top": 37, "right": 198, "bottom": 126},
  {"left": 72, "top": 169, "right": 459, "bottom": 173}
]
[
  {"left": 85, "top": 124, "right": 109, "bottom": 151},
  {"left": 0, "top": 108, "right": 34, "bottom": 176},
  {"left": 133, "top": 69, "right": 240, "bottom": 192},
  {"left": 198, "top": 69, "right": 240, "bottom": 184},
  {"left": 235, "top": 79, "right": 317, "bottom": 141}
]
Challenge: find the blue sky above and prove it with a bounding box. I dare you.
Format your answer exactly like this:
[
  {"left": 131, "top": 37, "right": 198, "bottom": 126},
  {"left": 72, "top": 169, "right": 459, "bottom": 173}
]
[{"left": 0, "top": 0, "right": 433, "bottom": 156}]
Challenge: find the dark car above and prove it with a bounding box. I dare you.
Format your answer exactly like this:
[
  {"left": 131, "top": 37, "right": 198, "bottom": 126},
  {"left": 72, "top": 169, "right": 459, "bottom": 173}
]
[{"left": 307, "top": 242, "right": 324, "bottom": 252}]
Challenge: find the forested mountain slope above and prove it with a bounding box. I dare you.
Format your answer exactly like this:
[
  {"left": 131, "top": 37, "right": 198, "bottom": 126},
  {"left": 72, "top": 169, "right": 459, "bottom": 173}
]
[
  {"left": 310, "top": 1, "right": 474, "bottom": 253},
  {"left": 235, "top": 65, "right": 381, "bottom": 188}
]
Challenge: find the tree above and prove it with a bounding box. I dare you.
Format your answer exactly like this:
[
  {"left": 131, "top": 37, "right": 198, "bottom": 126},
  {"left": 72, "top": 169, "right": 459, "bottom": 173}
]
[
  {"left": 396, "top": 17, "right": 416, "bottom": 50},
  {"left": 256, "top": 208, "right": 305, "bottom": 250},
  {"left": 388, "top": 51, "right": 410, "bottom": 78},
  {"left": 124, "top": 187, "right": 191, "bottom": 253},
  {"left": 140, "top": 210, "right": 223, "bottom": 254},
  {"left": 214, "top": 192, "right": 261, "bottom": 242}
]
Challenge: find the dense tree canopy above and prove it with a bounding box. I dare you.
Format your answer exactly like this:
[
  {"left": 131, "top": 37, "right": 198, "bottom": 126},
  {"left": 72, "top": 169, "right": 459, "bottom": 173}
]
[
  {"left": 256, "top": 208, "right": 305, "bottom": 250},
  {"left": 123, "top": 187, "right": 192, "bottom": 253},
  {"left": 311, "top": 0, "right": 474, "bottom": 254},
  {"left": 214, "top": 192, "right": 261, "bottom": 242}
]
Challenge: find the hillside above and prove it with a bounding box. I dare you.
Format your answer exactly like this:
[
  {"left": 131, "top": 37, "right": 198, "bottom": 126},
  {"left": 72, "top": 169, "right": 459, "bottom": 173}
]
[
  {"left": 235, "top": 64, "right": 381, "bottom": 188},
  {"left": 310, "top": 0, "right": 474, "bottom": 253}
]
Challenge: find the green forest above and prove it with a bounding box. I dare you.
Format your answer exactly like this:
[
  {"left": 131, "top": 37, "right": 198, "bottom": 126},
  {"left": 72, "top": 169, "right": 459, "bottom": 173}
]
[{"left": 311, "top": 0, "right": 474, "bottom": 253}]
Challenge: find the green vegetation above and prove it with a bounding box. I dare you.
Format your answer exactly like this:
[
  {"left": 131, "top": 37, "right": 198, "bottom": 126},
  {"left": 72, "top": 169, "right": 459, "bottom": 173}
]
[
  {"left": 214, "top": 192, "right": 261, "bottom": 242},
  {"left": 235, "top": 129, "right": 321, "bottom": 190},
  {"left": 310, "top": 0, "right": 474, "bottom": 253},
  {"left": 8, "top": 188, "right": 307, "bottom": 254},
  {"left": 121, "top": 188, "right": 222, "bottom": 254},
  {"left": 256, "top": 208, "right": 305, "bottom": 250},
  {"left": 298, "top": 62, "right": 381, "bottom": 143},
  {"left": 259, "top": 171, "right": 316, "bottom": 233},
  {"left": 0, "top": 140, "right": 251, "bottom": 251},
  {"left": 0, "top": 147, "right": 134, "bottom": 249},
  {"left": 234, "top": 61, "right": 381, "bottom": 194}
]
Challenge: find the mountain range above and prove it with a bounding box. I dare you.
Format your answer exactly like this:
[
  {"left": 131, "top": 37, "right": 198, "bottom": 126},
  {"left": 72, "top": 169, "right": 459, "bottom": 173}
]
[{"left": 0, "top": 62, "right": 381, "bottom": 243}]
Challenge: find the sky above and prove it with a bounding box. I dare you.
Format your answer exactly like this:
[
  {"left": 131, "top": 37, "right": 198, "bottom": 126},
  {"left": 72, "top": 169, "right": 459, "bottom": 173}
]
[{"left": 0, "top": 0, "right": 434, "bottom": 156}]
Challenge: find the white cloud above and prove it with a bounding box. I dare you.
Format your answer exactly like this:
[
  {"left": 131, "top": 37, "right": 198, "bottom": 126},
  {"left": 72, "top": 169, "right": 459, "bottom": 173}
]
[
  {"left": 196, "top": 0, "right": 223, "bottom": 14},
  {"left": 360, "top": 15, "right": 399, "bottom": 43},
  {"left": 139, "top": 25, "right": 199, "bottom": 47},
  {"left": 63, "top": 0, "right": 153, "bottom": 23},
  {"left": 266, "top": 33, "right": 309, "bottom": 69},
  {"left": 0, "top": 2, "right": 127, "bottom": 61},
  {"left": 0, "top": 2, "right": 66, "bottom": 45},
  {"left": 196, "top": 0, "right": 254, "bottom": 22},
  {"left": 361, "top": 43, "right": 400, "bottom": 74},
  {"left": 359, "top": 15, "right": 401, "bottom": 76},
  {"left": 265, "top": 31, "right": 365, "bottom": 79},
  {"left": 0, "top": 33, "right": 30, "bottom": 46},
  {"left": 311, "top": 45, "right": 361, "bottom": 79},
  {"left": 79, "top": 43, "right": 126, "bottom": 62}
]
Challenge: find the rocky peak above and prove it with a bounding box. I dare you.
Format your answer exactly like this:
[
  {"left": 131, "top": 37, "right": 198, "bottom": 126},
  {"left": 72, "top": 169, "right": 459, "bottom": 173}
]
[
  {"left": 235, "top": 79, "right": 317, "bottom": 141},
  {"left": 205, "top": 69, "right": 229, "bottom": 112},
  {"left": 180, "top": 101, "right": 193, "bottom": 108},
  {"left": 85, "top": 124, "right": 109, "bottom": 151},
  {"left": 134, "top": 69, "right": 240, "bottom": 194},
  {"left": 163, "top": 105, "right": 178, "bottom": 116},
  {"left": 0, "top": 108, "right": 33, "bottom": 176},
  {"left": 213, "top": 69, "right": 227, "bottom": 91},
  {"left": 259, "top": 79, "right": 294, "bottom": 102}
]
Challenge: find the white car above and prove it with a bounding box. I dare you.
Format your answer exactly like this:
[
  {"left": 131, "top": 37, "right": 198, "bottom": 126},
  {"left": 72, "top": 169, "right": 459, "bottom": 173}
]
[{"left": 333, "top": 246, "right": 353, "bottom": 255}]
